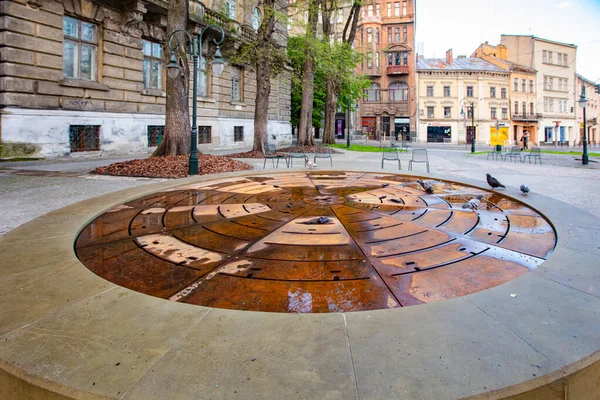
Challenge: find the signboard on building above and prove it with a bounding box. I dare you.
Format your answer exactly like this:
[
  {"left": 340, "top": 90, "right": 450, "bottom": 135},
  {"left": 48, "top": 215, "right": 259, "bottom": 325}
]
[{"left": 490, "top": 127, "right": 509, "bottom": 146}]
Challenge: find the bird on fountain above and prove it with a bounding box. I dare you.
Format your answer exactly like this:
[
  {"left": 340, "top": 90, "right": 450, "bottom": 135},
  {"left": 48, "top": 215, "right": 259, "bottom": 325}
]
[
  {"left": 462, "top": 195, "right": 484, "bottom": 211},
  {"left": 306, "top": 161, "right": 317, "bottom": 169},
  {"left": 520, "top": 184, "right": 530, "bottom": 195},
  {"left": 416, "top": 179, "right": 434, "bottom": 194},
  {"left": 486, "top": 174, "right": 506, "bottom": 190}
]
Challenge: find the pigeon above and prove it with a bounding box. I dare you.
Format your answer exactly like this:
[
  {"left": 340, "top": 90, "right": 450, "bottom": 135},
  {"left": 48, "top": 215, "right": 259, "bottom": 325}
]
[
  {"left": 486, "top": 174, "right": 506, "bottom": 189},
  {"left": 306, "top": 161, "right": 317, "bottom": 169},
  {"left": 462, "top": 195, "right": 484, "bottom": 211},
  {"left": 416, "top": 179, "right": 434, "bottom": 194},
  {"left": 520, "top": 184, "right": 530, "bottom": 195},
  {"left": 382, "top": 183, "right": 390, "bottom": 188},
  {"left": 302, "top": 216, "right": 331, "bottom": 225},
  {"left": 315, "top": 184, "right": 323, "bottom": 190},
  {"left": 286, "top": 203, "right": 292, "bottom": 208}
]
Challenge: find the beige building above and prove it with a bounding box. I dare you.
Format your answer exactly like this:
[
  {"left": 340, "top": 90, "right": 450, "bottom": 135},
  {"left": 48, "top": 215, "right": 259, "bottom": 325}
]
[
  {"left": 472, "top": 42, "right": 539, "bottom": 146},
  {"left": 500, "top": 35, "right": 577, "bottom": 146},
  {"left": 416, "top": 50, "right": 510, "bottom": 145},
  {"left": 0, "top": 0, "right": 291, "bottom": 159},
  {"left": 576, "top": 75, "right": 600, "bottom": 147}
]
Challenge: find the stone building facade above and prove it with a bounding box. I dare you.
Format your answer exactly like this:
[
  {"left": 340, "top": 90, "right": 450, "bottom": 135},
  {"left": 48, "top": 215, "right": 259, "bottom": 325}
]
[
  {"left": 416, "top": 50, "right": 510, "bottom": 145},
  {"left": 355, "top": 0, "right": 416, "bottom": 141},
  {"left": 576, "top": 74, "right": 600, "bottom": 147},
  {"left": 0, "top": 0, "right": 292, "bottom": 159}
]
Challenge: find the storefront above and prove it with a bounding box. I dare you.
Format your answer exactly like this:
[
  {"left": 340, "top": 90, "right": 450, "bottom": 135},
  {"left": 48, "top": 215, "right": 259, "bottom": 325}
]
[
  {"left": 427, "top": 126, "right": 451, "bottom": 143},
  {"left": 394, "top": 117, "right": 410, "bottom": 141},
  {"left": 362, "top": 117, "right": 376, "bottom": 140}
]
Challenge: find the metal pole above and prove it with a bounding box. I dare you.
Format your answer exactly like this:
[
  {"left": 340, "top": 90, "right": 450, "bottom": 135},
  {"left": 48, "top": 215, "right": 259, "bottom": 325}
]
[
  {"left": 189, "top": 37, "right": 199, "bottom": 175},
  {"left": 346, "top": 99, "right": 351, "bottom": 148},
  {"left": 470, "top": 103, "right": 475, "bottom": 153},
  {"left": 583, "top": 104, "right": 588, "bottom": 165}
]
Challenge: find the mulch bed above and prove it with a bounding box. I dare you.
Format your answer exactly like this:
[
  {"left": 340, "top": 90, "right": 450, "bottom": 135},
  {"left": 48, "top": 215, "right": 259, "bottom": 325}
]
[
  {"left": 93, "top": 155, "right": 253, "bottom": 179},
  {"left": 227, "top": 146, "right": 341, "bottom": 159}
]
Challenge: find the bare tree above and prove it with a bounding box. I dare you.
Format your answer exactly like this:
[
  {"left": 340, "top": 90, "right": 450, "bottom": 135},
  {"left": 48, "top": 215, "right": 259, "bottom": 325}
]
[{"left": 153, "top": 0, "right": 191, "bottom": 157}]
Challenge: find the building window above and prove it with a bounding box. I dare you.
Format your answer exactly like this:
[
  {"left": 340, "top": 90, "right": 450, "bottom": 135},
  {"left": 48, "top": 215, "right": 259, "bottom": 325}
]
[
  {"left": 387, "top": 2, "right": 391, "bottom": 16},
  {"left": 367, "top": 52, "right": 373, "bottom": 68},
  {"left": 427, "top": 106, "right": 434, "bottom": 118},
  {"left": 226, "top": 0, "right": 236, "bottom": 19},
  {"left": 490, "top": 86, "right": 496, "bottom": 98},
  {"left": 375, "top": 28, "right": 380, "bottom": 43},
  {"left": 542, "top": 50, "right": 547, "bottom": 63},
  {"left": 389, "top": 82, "right": 408, "bottom": 101},
  {"left": 549, "top": 98, "right": 554, "bottom": 112},
  {"left": 402, "top": 0, "right": 407, "bottom": 15},
  {"left": 502, "top": 108, "right": 508, "bottom": 120},
  {"left": 63, "top": 16, "right": 98, "bottom": 81},
  {"left": 490, "top": 107, "right": 497, "bottom": 119},
  {"left": 252, "top": 7, "right": 261, "bottom": 30},
  {"left": 426, "top": 85, "right": 434, "bottom": 97},
  {"left": 522, "top": 102, "right": 526, "bottom": 115},
  {"left": 367, "top": 4, "right": 373, "bottom": 16},
  {"left": 544, "top": 98, "right": 548, "bottom": 112},
  {"left": 548, "top": 51, "right": 553, "bottom": 64},
  {"left": 402, "top": 51, "right": 408, "bottom": 66},
  {"left": 367, "top": 28, "right": 373, "bottom": 43},
  {"left": 376, "top": 4, "right": 380, "bottom": 16},
  {"left": 388, "top": 52, "right": 393, "bottom": 66},
  {"left": 231, "top": 67, "right": 242, "bottom": 101},
  {"left": 147, "top": 125, "right": 164, "bottom": 147},
  {"left": 466, "top": 86, "right": 473, "bottom": 97},
  {"left": 395, "top": 52, "right": 401, "bottom": 65},
  {"left": 142, "top": 40, "right": 163, "bottom": 90},
  {"left": 394, "top": 27, "right": 400, "bottom": 42},
  {"left": 199, "top": 126, "right": 212, "bottom": 144},
  {"left": 562, "top": 78, "right": 568, "bottom": 92},
  {"left": 467, "top": 107, "right": 473, "bottom": 119},
  {"left": 548, "top": 77, "right": 553, "bottom": 90},
  {"left": 443, "top": 85, "right": 450, "bottom": 97},
  {"left": 69, "top": 125, "right": 100, "bottom": 152},
  {"left": 563, "top": 53, "right": 567, "bottom": 66},
  {"left": 234, "top": 126, "right": 244, "bottom": 142},
  {"left": 364, "top": 83, "right": 380, "bottom": 102},
  {"left": 443, "top": 107, "right": 451, "bottom": 118},
  {"left": 501, "top": 87, "right": 507, "bottom": 99},
  {"left": 387, "top": 27, "right": 392, "bottom": 43},
  {"left": 522, "top": 79, "right": 526, "bottom": 92},
  {"left": 558, "top": 78, "right": 563, "bottom": 92},
  {"left": 375, "top": 51, "right": 380, "bottom": 68},
  {"left": 394, "top": 2, "right": 400, "bottom": 16},
  {"left": 402, "top": 26, "right": 407, "bottom": 42},
  {"left": 557, "top": 53, "right": 562, "bottom": 66},
  {"left": 514, "top": 101, "right": 519, "bottom": 114},
  {"left": 530, "top": 102, "right": 534, "bottom": 115},
  {"left": 529, "top": 80, "right": 534, "bottom": 93},
  {"left": 198, "top": 58, "right": 209, "bottom": 97},
  {"left": 514, "top": 78, "right": 518, "bottom": 91},
  {"left": 543, "top": 76, "right": 548, "bottom": 90}
]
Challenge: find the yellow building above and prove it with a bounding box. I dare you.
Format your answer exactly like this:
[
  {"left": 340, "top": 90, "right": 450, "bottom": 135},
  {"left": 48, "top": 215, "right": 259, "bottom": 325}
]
[{"left": 472, "top": 42, "right": 539, "bottom": 147}]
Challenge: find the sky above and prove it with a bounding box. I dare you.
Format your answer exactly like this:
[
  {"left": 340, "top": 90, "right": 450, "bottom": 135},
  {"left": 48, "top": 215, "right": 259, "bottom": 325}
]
[{"left": 416, "top": 0, "right": 600, "bottom": 82}]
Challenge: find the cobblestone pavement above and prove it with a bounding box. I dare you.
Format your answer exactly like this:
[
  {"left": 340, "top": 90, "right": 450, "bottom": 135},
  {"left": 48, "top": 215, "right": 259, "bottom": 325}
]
[{"left": 1, "top": 147, "right": 598, "bottom": 237}]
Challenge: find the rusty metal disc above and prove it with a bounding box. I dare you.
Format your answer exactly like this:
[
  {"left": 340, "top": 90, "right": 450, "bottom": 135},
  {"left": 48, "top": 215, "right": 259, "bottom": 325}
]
[{"left": 75, "top": 172, "right": 556, "bottom": 313}]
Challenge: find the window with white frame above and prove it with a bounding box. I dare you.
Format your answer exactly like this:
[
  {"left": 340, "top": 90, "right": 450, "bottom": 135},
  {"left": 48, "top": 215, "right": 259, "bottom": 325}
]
[
  {"left": 530, "top": 102, "right": 534, "bottom": 115},
  {"left": 443, "top": 85, "right": 450, "bottom": 97},
  {"left": 490, "top": 107, "right": 497, "bottom": 119},
  {"left": 514, "top": 101, "right": 519, "bottom": 114},
  {"left": 443, "top": 107, "right": 451, "bottom": 118},
  {"left": 402, "top": 26, "right": 407, "bottom": 42},
  {"left": 427, "top": 106, "right": 434, "bottom": 118},
  {"left": 558, "top": 78, "right": 563, "bottom": 92},
  {"left": 367, "top": 52, "right": 373, "bottom": 68},
  {"left": 529, "top": 80, "right": 534, "bottom": 93},
  {"left": 548, "top": 51, "right": 553, "bottom": 64},
  {"left": 231, "top": 67, "right": 242, "bottom": 101},
  {"left": 548, "top": 77, "right": 553, "bottom": 90},
  {"left": 367, "top": 4, "right": 373, "bottom": 16},
  {"left": 387, "top": 2, "right": 391, "bottom": 16},
  {"left": 501, "top": 87, "right": 507, "bottom": 99},
  {"left": 364, "top": 83, "right": 380, "bottom": 102},
  {"left": 375, "top": 52, "right": 380, "bottom": 68},
  {"left": 394, "top": 2, "right": 400, "bottom": 16},
  {"left": 142, "top": 40, "right": 162, "bottom": 90},
  {"left": 226, "top": 0, "right": 236, "bottom": 19},
  {"left": 426, "top": 85, "right": 434, "bottom": 97},
  {"left": 502, "top": 108, "right": 507, "bottom": 119},
  {"left": 376, "top": 4, "right": 380, "bottom": 16},
  {"left": 522, "top": 102, "right": 526, "bottom": 115},
  {"left": 467, "top": 86, "right": 473, "bottom": 97},
  {"left": 549, "top": 98, "right": 554, "bottom": 112},
  {"left": 63, "top": 16, "right": 98, "bottom": 81},
  {"left": 375, "top": 28, "right": 379, "bottom": 43},
  {"left": 367, "top": 28, "right": 373, "bottom": 43},
  {"left": 490, "top": 86, "right": 496, "bottom": 98},
  {"left": 542, "top": 50, "right": 547, "bottom": 63},
  {"left": 402, "top": 0, "right": 407, "bottom": 15},
  {"left": 388, "top": 52, "right": 393, "bottom": 66},
  {"left": 522, "top": 79, "right": 526, "bottom": 92},
  {"left": 387, "top": 27, "right": 392, "bottom": 43},
  {"left": 563, "top": 53, "right": 567, "bottom": 66},
  {"left": 394, "top": 27, "right": 400, "bottom": 42},
  {"left": 514, "top": 78, "right": 519, "bottom": 91},
  {"left": 544, "top": 98, "right": 548, "bottom": 112}
]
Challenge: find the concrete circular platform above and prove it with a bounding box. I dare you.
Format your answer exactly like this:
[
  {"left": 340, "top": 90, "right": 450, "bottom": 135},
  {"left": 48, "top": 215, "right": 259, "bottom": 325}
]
[
  {"left": 74, "top": 172, "right": 556, "bottom": 313},
  {"left": 1, "top": 170, "right": 599, "bottom": 400}
]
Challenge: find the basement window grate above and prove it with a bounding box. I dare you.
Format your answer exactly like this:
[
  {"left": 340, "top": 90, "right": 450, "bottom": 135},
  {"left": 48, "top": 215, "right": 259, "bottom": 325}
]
[{"left": 69, "top": 125, "right": 100, "bottom": 152}]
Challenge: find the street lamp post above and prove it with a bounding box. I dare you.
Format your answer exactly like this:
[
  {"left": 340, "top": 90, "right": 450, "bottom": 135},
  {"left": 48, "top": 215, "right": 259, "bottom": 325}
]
[
  {"left": 346, "top": 98, "right": 351, "bottom": 149},
  {"left": 166, "top": 25, "right": 225, "bottom": 175},
  {"left": 578, "top": 85, "right": 589, "bottom": 165},
  {"left": 460, "top": 99, "right": 476, "bottom": 153}
]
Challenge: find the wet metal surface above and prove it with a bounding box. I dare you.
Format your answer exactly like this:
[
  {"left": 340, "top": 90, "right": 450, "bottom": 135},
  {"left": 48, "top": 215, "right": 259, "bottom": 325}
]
[{"left": 75, "top": 172, "right": 557, "bottom": 313}]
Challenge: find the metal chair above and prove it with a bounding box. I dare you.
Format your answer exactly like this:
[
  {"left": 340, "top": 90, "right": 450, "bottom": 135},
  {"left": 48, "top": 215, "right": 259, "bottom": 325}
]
[
  {"left": 313, "top": 145, "right": 333, "bottom": 167},
  {"left": 263, "top": 144, "right": 287, "bottom": 169},
  {"left": 408, "top": 149, "right": 430, "bottom": 172},
  {"left": 487, "top": 147, "right": 502, "bottom": 160},
  {"left": 504, "top": 146, "right": 522, "bottom": 162},
  {"left": 287, "top": 151, "right": 308, "bottom": 167},
  {"left": 382, "top": 143, "right": 402, "bottom": 170},
  {"left": 522, "top": 147, "right": 542, "bottom": 164}
]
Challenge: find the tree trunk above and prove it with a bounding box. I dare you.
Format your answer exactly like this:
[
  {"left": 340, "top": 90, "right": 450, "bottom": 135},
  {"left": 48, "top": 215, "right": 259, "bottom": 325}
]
[
  {"left": 153, "top": 0, "right": 190, "bottom": 157},
  {"left": 322, "top": 78, "right": 339, "bottom": 144},
  {"left": 298, "top": 0, "right": 319, "bottom": 147},
  {"left": 252, "top": 0, "right": 277, "bottom": 153}
]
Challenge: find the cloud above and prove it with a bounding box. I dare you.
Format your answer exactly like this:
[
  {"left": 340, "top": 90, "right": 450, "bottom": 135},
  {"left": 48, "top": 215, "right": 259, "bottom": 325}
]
[{"left": 556, "top": 1, "right": 572, "bottom": 8}]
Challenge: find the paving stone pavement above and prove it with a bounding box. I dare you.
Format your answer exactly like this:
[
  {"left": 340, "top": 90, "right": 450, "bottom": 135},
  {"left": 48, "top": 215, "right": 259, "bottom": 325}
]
[{"left": 1, "top": 147, "right": 598, "bottom": 237}]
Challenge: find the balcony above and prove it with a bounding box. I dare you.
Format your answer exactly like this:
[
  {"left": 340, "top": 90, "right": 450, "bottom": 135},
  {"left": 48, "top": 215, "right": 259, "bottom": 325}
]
[
  {"left": 387, "top": 65, "right": 409, "bottom": 75},
  {"left": 512, "top": 113, "right": 542, "bottom": 122}
]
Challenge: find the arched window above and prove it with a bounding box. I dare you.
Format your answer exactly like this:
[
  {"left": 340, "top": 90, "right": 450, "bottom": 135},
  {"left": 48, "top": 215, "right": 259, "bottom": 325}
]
[
  {"left": 364, "top": 83, "right": 380, "bottom": 102},
  {"left": 389, "top": 82, "right": 408, "bottom": 101},
  {"left": 252, "top": 7, "right": 261, "bottom": 30}
]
